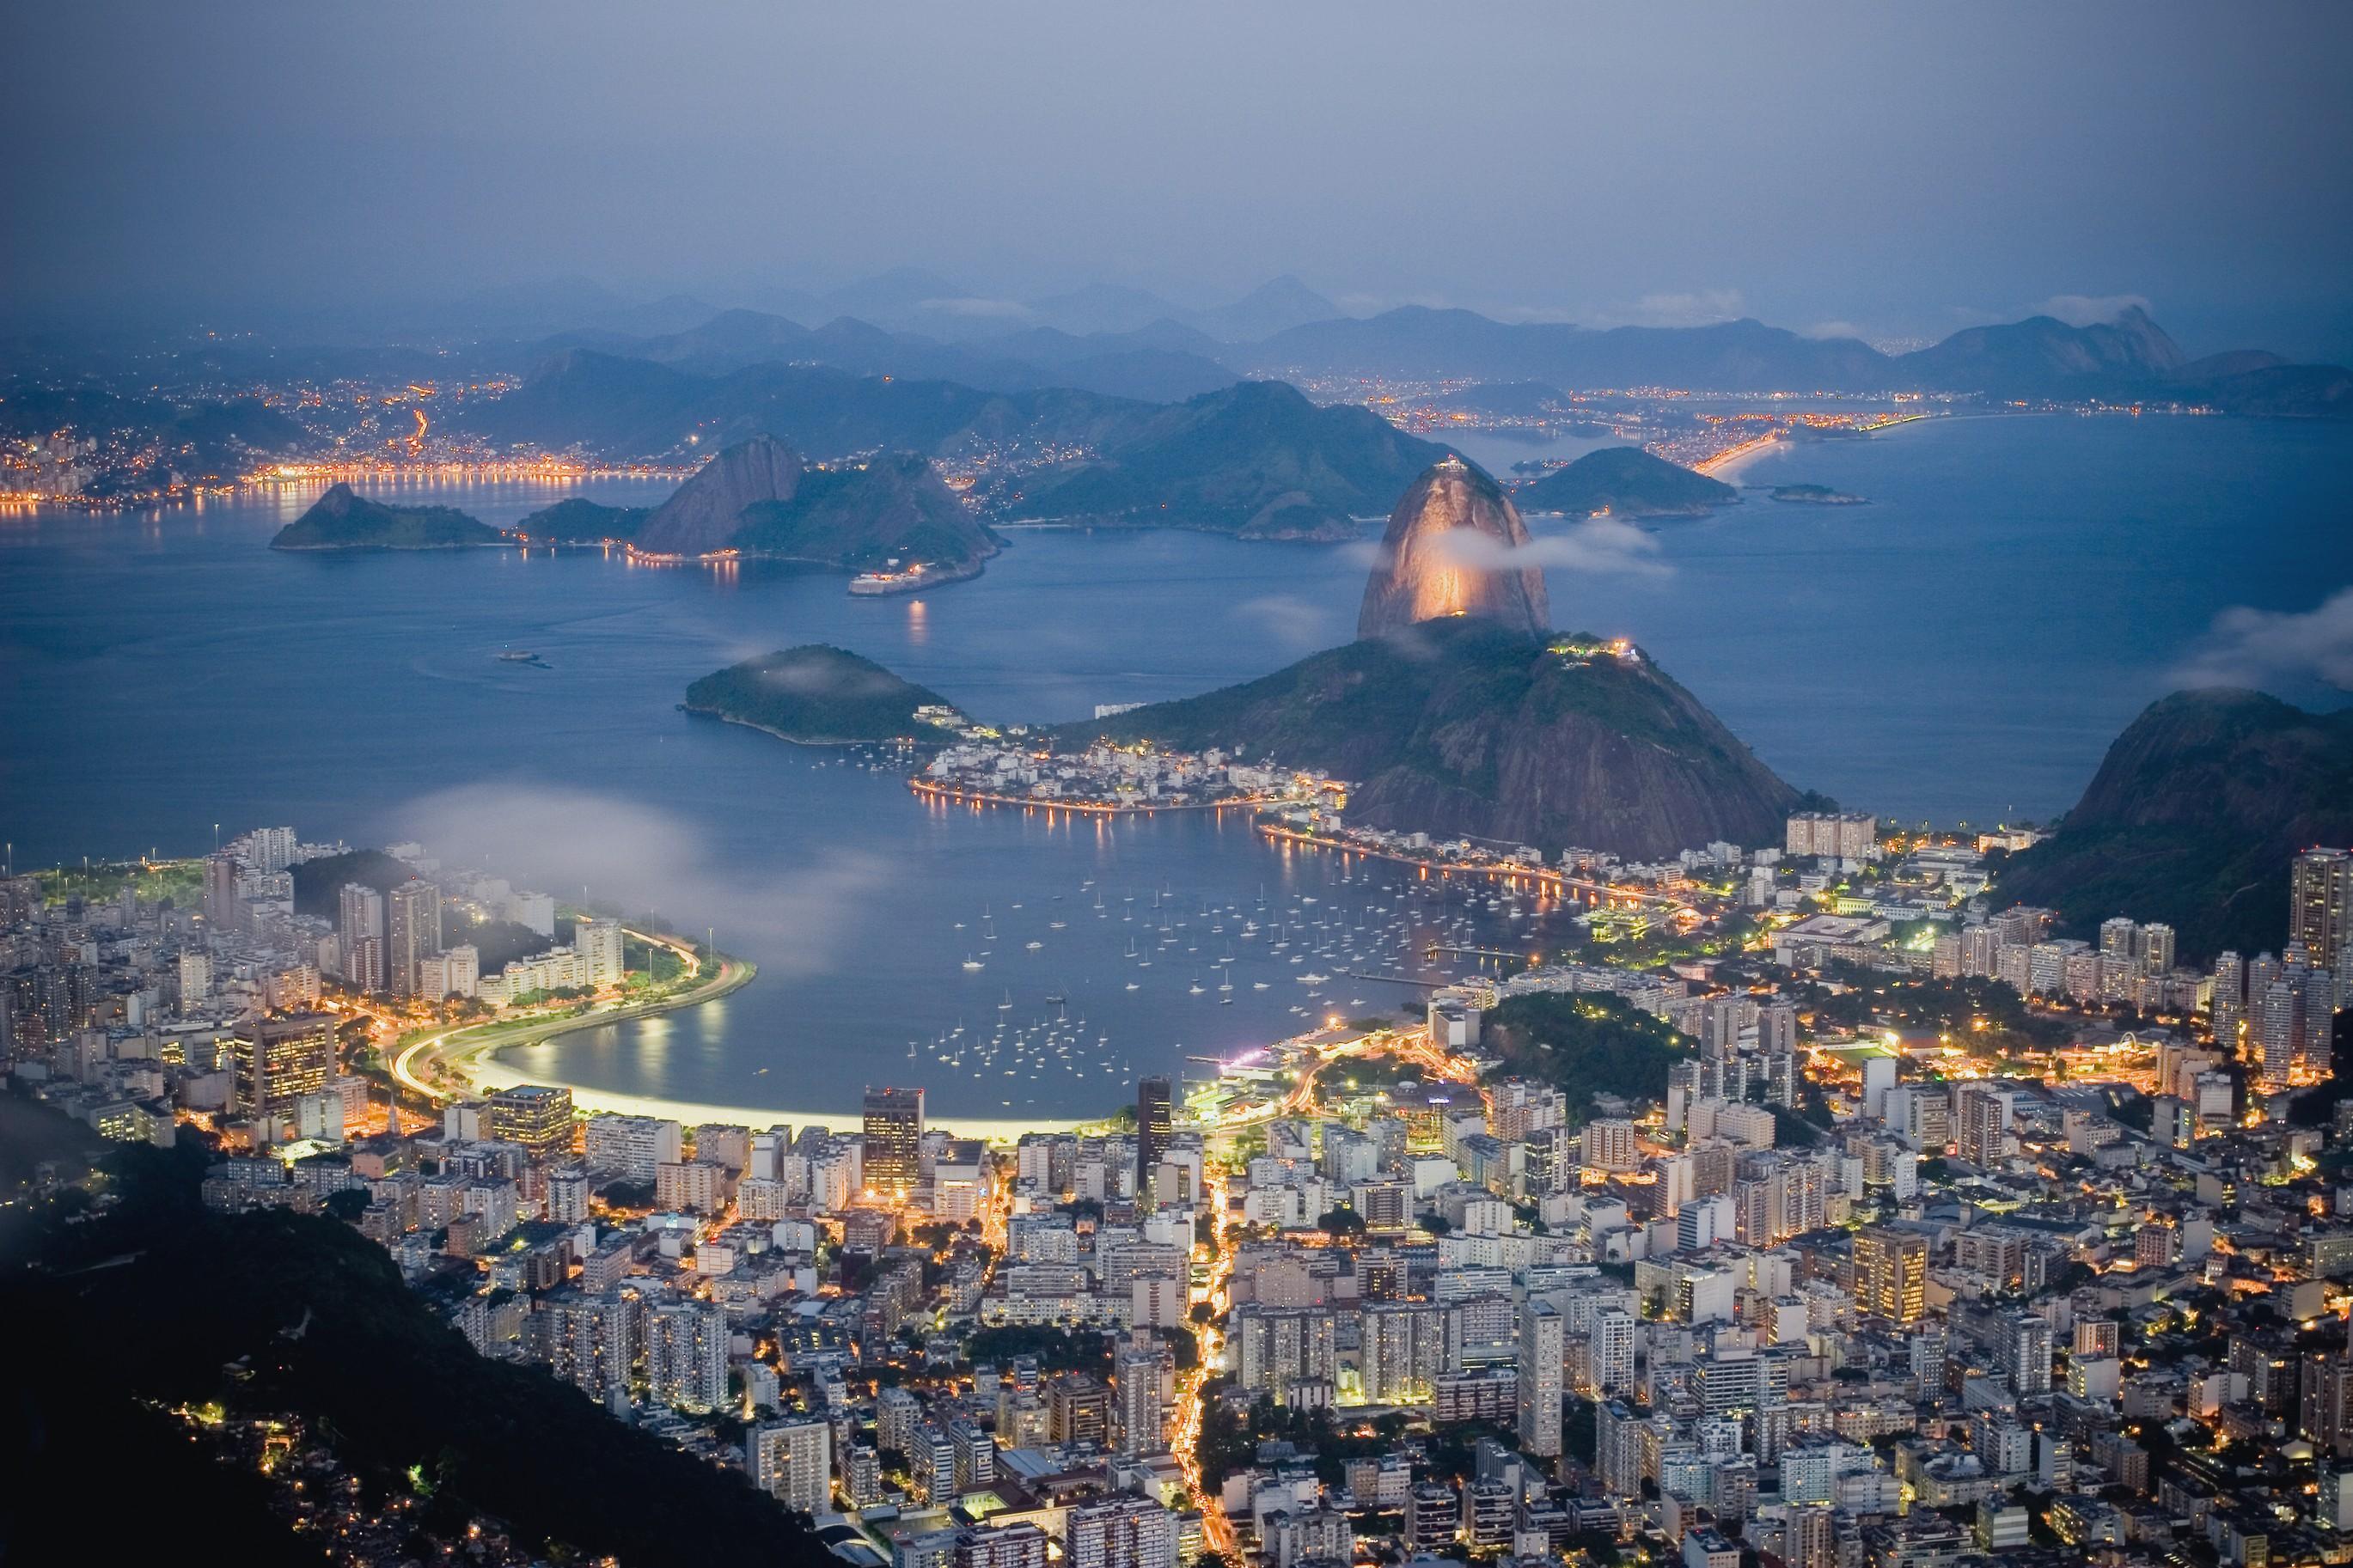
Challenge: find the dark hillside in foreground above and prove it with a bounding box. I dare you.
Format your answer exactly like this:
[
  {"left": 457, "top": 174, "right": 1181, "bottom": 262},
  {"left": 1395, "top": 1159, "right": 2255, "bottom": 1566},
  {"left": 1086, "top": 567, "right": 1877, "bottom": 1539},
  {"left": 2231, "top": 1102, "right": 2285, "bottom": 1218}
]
[{"left": 1, "top": 1127, "right": 830, "bottom": 1568}]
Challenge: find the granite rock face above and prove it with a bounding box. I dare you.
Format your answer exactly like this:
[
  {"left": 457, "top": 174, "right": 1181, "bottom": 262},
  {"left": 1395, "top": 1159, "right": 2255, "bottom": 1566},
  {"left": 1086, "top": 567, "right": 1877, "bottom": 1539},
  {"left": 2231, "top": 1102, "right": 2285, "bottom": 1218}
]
[
  {"left": 1356, "top": 455, "right": 1549, "bottom": 640},
  {"left": 635, "top": 433, "right": 804, "bottom": 555}
]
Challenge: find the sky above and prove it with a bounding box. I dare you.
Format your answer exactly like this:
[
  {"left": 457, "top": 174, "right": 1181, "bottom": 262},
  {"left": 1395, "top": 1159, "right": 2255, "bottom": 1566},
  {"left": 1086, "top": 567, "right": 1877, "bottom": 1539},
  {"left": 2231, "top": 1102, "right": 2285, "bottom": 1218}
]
[{"left": 9, "top": 1, "right": 2352, "bottom": 358}]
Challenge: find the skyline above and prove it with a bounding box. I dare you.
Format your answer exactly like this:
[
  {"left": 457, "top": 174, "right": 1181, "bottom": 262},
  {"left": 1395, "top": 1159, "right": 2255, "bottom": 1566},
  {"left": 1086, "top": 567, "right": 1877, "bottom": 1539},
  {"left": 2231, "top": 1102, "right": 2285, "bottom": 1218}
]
[{"left": 7, "top": 3, "right": 2353, "bottom": 359}]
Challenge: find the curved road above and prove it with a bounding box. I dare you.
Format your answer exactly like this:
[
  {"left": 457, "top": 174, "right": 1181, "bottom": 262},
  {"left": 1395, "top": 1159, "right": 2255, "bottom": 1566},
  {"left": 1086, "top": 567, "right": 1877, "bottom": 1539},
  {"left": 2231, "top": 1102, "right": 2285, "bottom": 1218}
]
[{"left": 390, "top": 926, "right": 749, "bottom": 1104}]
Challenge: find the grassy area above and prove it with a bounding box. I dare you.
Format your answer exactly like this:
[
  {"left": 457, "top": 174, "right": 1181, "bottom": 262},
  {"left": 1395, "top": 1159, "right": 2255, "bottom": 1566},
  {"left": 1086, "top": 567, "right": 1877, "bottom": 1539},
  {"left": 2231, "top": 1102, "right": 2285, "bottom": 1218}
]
[{"left": 34, "top": 857, "right": 204, "bottom": 909}]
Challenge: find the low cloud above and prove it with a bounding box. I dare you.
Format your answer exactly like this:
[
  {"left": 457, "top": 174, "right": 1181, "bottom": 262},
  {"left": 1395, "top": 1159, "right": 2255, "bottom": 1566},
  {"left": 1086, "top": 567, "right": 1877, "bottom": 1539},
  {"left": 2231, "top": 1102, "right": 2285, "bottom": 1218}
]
[
  {"left": 1617, "top": 290, "right": 1745, "bottom": 329},
  {"left": 2172, "top": 589, "right": 2353, "bottom": 692},
  {"left": 1801, "top": 320, "right": 1867, "bottom": 342},
  {"left": 917, "top": 296, "right": 1034, "bottom": 320},
  {"left": 1427, "top": 518, "right": 1670, "bottom": 578},
  {"left": 1232, "top": 593, "right": 1342, "bottom": 654},
  {"left": 388, "top": 781, "right": 893, "bottom": 979},
  {"left": 2036, "top": 293, "right": 2151, "bottom": 326}
]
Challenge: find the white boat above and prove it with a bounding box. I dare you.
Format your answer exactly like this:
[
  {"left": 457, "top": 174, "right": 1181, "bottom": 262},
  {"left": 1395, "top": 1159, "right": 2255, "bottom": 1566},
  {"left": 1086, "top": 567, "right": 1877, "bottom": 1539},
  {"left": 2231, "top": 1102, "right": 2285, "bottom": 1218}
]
[
  {"left": 962, "top": 955, "right": 985, "bottom": 972},
  {"left": 1025, "top": 940, "right": 1043, "bottom": 950}
]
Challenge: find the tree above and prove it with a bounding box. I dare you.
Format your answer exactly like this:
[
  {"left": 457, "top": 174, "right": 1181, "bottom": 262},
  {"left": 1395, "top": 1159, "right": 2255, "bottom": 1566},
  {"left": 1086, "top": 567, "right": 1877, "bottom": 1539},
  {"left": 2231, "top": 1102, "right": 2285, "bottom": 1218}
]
[{"left": 1317, "top": 1207, "right": 1366, "bottom": 1238}]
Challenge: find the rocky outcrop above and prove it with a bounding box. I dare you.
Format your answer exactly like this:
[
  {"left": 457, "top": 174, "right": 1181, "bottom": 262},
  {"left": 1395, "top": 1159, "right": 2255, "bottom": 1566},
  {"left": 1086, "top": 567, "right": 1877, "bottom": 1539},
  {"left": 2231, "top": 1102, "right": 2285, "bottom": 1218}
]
[
  {"left": 1357, "top": 456, "right": 1549, "bottom": 640},
  {"left": 634, "top": 433, "right": 804, "bottom": 555}
]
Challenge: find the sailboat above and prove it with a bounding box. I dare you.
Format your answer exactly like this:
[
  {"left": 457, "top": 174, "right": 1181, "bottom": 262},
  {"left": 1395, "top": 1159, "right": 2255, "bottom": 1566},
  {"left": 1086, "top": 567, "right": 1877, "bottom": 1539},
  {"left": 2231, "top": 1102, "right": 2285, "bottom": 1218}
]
[{"left": 962, "top": 954, "right": 985, "bottom": 972}]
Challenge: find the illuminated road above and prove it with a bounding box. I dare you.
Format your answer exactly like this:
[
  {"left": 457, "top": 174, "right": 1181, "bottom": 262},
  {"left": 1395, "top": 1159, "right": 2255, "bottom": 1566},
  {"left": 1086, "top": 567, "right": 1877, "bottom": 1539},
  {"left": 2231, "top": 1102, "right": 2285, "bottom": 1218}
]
[
  {"left": 1173, "top": 1161, "right": 1238, "bottom": 1556},
  {"left": 388, "top": 926, "right": 746, "bottom": 1105}
]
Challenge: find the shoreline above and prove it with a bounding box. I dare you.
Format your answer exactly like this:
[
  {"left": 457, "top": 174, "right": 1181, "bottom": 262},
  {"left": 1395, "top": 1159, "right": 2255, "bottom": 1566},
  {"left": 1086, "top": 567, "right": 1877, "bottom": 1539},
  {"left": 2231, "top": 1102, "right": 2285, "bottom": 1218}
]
[
  {"left": 682, "top": 705, "right": 932, "bottom": 749},
  {"left": 409, "top": 938, "right": 1085, "bottom": 1143}
]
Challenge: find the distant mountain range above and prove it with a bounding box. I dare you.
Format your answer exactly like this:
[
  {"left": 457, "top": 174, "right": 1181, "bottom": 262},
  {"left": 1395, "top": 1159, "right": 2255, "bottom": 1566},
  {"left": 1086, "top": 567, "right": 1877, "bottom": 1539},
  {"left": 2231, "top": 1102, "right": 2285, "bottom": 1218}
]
[
  {"left": 1995, "top": 688, "right": 2353, "bottom": 960},
  {"left": 998, "top": 381, "right": 1448, "bottom": 538},
  {"left": 1238, "top": 303, "right": 2350, "bottom": 412}
]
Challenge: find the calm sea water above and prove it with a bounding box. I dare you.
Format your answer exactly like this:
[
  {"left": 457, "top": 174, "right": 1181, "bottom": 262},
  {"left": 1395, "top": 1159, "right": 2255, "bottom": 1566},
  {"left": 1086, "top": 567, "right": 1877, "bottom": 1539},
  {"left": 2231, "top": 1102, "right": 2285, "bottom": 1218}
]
[{"left": 4, "top": 414, "right": 2349, "bottom": 1120}]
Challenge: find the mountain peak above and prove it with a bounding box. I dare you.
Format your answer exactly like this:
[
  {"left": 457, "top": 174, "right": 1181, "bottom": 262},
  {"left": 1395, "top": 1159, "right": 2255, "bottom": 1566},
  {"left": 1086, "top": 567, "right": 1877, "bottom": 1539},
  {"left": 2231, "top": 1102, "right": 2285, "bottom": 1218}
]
[
  {"left": 1357, "top": 457, "right": 1549, "bottom": 640},
  {"left": 635, "top": 434, "right": 804, "bottom": 555}
]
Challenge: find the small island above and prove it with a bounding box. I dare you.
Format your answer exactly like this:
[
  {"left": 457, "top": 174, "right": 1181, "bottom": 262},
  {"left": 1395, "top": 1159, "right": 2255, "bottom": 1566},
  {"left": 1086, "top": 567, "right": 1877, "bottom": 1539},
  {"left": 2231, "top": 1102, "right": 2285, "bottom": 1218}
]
[
  {"left": 1511, "top": 445, "right": 1737, "bottom": 518},
  {"left": 1768, "top": 483, "right": 1869, "bottom": 505},
  {"left": 682, "top": 644, "right": 961, "bottom": 744},
  {"left": 269, "top": 483, "right": 508, "bottom": 550}
]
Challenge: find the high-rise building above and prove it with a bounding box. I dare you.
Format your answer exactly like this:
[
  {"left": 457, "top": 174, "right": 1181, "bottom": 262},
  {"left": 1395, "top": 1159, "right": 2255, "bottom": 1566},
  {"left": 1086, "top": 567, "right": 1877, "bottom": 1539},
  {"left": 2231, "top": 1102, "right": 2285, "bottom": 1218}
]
[
  {"left": 339, "top": 882, "right": 385, "bottom": 985},
  {"left": 752, "top": 1417, "right": 833, "bottom": 1513},
  {"left": 386, "top": 880, "right": 443, "bottom": 999},
  {"left": 2005, "top": 1311, "right": 2055, "bottom": 1395},
  {"left": 1065, "top": 1497, "right": 1176, "bottom": 1568},
  {"left": 1588, "top": 1308, "right": 1636, "bottom": 1397},
  {"left": 2294, "top": 849, "right": 2353, "bottom": 959},
  {"left": 956, "top": 1524, "right": 1051, "bottom": 1568},
  {"left": 1136, "top": 1076, "right": 1172, "bottom": 1198},
  {"left": 234, "top": 1012, "right": 335, "bottom": 1116},
  {"left": 1593, "top": 1399, "right": 1644, "bottom": 1498},
  {"left": 203, "top": 852, "right": 241, "bottom": 927},
  {"left": 486, "top": 1084, "right": 575, "bottom": 1159},
  {"left": 576, "top": 917, "right": 626, "bottom": 986},
  {"left": 1854, "top": 1226, "right": 1928, "bottom": 1324},
  {"left": 1581, "top": 1119, "right": 1639, "bottom": 1172},
  {"left": 1233, "top": 1305, "right": 1339, "bottom": 1401},
  {"left": 1517, "top": 1297, "right": 1564, "bottom": 1457},
  {"left": 177, "top": 951, "right": 211, "bottom": 1009},
  {"left": 863, "top": 1086, "right": 926, "bottom": 1194},
  {"left": 2257, "top": 979, "right": 2301, "bottom": 1088},
  {"left": 647, "top": 1302, "right": 730, "bottom": 1413},
  {"left": 582, "top": 1113, "right": 683, "bottom": 1179},
  {"left": 1112, "top": 1334, "right": 1173, "bottom": 1455},
  {"left": 1954, "top": 1082, "right": 2008, "bottom": 1166}
]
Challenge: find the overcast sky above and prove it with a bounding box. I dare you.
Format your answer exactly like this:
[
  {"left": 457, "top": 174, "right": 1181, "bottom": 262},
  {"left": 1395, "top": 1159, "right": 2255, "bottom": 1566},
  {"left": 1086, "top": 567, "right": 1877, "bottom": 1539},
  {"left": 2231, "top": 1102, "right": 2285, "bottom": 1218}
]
[{"left": 9, "top": 1, "right": 2350, "bottom": 357}]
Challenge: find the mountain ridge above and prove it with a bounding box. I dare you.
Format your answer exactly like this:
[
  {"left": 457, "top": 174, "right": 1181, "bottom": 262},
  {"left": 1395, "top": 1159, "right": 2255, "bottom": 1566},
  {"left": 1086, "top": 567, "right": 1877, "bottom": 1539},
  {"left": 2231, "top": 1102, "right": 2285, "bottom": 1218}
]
[
  {"left": 1995, "top": 687, "right": 2353, "bottom": 960},
  {"left": 1053, "top": 618, "right": 1800, "bottom": 860}
]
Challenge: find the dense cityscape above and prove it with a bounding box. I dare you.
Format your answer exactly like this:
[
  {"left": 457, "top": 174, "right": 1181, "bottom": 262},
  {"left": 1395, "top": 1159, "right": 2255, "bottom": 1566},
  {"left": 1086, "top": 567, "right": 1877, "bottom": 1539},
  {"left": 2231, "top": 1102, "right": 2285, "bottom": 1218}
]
[
  {"left": 9, "top": 797, "right": 2353, "bottom": 1568},
  {"left": 10, "top": 6, "right": 2353, "bottom": 1567}
]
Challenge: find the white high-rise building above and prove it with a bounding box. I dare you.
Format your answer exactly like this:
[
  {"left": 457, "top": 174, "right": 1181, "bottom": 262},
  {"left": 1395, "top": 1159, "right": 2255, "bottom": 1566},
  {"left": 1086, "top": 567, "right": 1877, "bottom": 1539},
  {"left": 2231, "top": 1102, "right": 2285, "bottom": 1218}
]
[
  {"left": 1588, "top": 1309, "right": 1635, "bottom": 1397},
  {"left": 1517, "top": 1298, "right": 1564, "bottom": 1457},
  {"left": 177, "top": 952, "right": 211, "bottom": 1008},
  {"left": 576, "top": 917, "right": 626, "bottom": 986},
  {"left": 583, "top": 1113, "right": 685, "bottom": 1179},
  {"left": 753, "top": 1417, "right": 832, "bottom": 1513}
]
